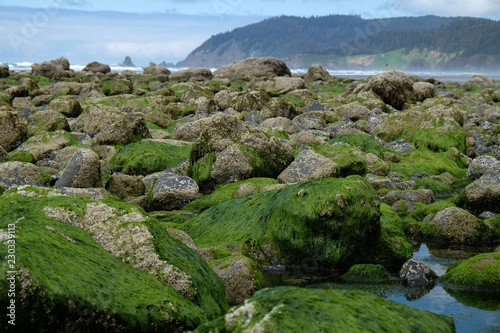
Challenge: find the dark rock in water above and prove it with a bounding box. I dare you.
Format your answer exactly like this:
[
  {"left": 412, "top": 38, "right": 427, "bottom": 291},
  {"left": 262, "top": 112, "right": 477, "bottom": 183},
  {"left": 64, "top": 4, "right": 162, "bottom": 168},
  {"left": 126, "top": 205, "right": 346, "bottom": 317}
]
[
  {"left": 159, "top": 60, "right": 175, "bottom": 67},
  {"left": 384, "top": 139, "right": 414, "bottom": 153},
  {"left": 118, "top": 56, "right": 135, "bottom": 67},
  {"left": 400, "top": 258, "right": 437, "bottom": 288}
]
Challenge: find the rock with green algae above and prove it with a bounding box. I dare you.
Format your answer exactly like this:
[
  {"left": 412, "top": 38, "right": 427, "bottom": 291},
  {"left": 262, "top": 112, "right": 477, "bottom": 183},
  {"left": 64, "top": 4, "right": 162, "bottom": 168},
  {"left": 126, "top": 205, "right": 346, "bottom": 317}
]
[
  {"left": 179, "top": 176, "right": 411, "bottom": 270},
  {"left": 441, "top": 252, "right": 500, "bottom": 291},
  {"left": 0, "top": 186, "right": 228, "bottom": 332},
  {"left": 340, "top": 264, "right": 393, "bottom": 284},
  {"left": 108, "top": 140, "right": 192, "bottom": 176},
  {"left": 193, "top": 286, "right": 455, "bottom": 333}
]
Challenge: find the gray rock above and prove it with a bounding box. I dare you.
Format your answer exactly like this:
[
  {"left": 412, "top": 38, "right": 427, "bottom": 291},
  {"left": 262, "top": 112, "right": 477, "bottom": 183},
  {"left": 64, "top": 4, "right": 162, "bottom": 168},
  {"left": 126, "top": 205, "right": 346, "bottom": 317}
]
[
  {"left": 465, "top": 169, "right": 500, "bottom": 214},
  {"left": 28, "top": 110, "right": 70, "bottom": 132},
  {"left": 278, "top": 150, "right": 339, "bottom": 183},
  {"left": 211, "top": 145, "right": 252, "bottom": 184},
  {"left": 143, "top": 63, "right": 171, "bottom": 76},
  {"left": 363, "top": 70, "right": 415, "bottom": 110},
  {"left": 0, "top": 162, "right": 41, "bottom": 188},
  {"left": 210, "top": 256, "right": 262, "bottom": 306},
  {"left": 304, "top": 64, "right": 331, "bottom": 82},
  {"left": 382, "top": 189, "right": 434, "bottom": 206},
  {"left": 232, "top": 90, "right": 270, "bottom": 112},
  {"left": 213, "top": 57, "right": 291, "bottom": 80},
  {"left": 467, "top": 155, "right": 500, "bottom": 180},
  {"left": 479, "top": 211, "right": 497, "bottom": 220},
  {"left": 31, "top": 57, "right": 71, "bottom": 79},
  {"left": 474, "top": 145, "right": 500, "bottom": 160},
  {"left": 292, "top": 111, "right": 326, "bottom": 130},
  {"left": 413, "top": 82, "right": 435, "bottom": 101},
  {"left": 150, "top": 172, "right": 199, "bottom": 211},
  {"left": 259, "top": 117, "right": 301, "bottom": 134},
  {"left": 384, "top": 139, "right": 414, "bottom": 153},
  {"left": 0, "top": 111, "right": 27, "bottom": 152},
  {"left": 54, "top": 149, "right": 102, "bottom": 188},
  {"left": 118, "top": 56, "right": 135, "bottom": 67},
  {"left": 0, "top": 64, "right": 9, "bottom": 78},
  {"left": 57, "top": 187, "right": 111, "bottom": 200},
  {"left": 259, "top": 98, "right": 298, "bottom": 121},
  {"left": 274, "top": 77, "right": 306, "bottom": 94},
  {"left": 105, "top": 174, "right": 145, "bottom": 200},
  {"left": 400, "top": 258, "right": 437, "bottom": 288},
  {"left": 429, "top": 207, "right": 494, "bottom": 244},
  {"left": 82, "top": 61, "right": 111, "bottom": 74},
  {"left": 49, "top": 98, "right": 82, "bottom": 117},
  {"left": 302, "top": 100, "right": 328, "bottom": 112},
  {"left": 170, "top": 67, "right": 212, "bottom": 82}
]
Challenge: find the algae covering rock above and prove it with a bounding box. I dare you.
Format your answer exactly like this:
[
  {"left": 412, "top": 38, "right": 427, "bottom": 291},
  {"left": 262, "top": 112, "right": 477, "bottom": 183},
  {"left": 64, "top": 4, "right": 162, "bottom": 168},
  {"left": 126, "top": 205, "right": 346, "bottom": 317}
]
[
  {"left": 194, "top": 286, "right": 455, "bottom": 333},
  {"left": 0, "top": 186, "right": 228, "bottom": 332},
  {"left": 441, "top": 252, "right": 500, "bottom": 291},
  {"left": 54, "top": 149, "right": 103, "bottom": 188},
  {"left": 0, "top": 161, "right": 40, "bottom": 188},
  {"left": 427, "top": 207, "right": 496, "bottom": 244},
  {"left": 277, "top": 150, "right": 339, "bottom": 183},
  {"left": 400, "top": 259, "right": 437, "bottom": 288},
  {"left": 465, "top": 169, "right": 500, "bottom": 214},
  {"left": 189, "top": 113, "right": 294, "bottom": 185},
  {"left": 340, "top": 264, "right": 393, "bottom": 284},
  {"left": 0, "top": 110, "right": 27, "bottom": 152},
  {"left": 213, "top": 57, "right": 291, "bottom": 80},
  {"left": 181, "top": 176, "right": 410, "bottom": 270},
  {"left": 363, "top": 70, "right": 415, "bottom": 110}
]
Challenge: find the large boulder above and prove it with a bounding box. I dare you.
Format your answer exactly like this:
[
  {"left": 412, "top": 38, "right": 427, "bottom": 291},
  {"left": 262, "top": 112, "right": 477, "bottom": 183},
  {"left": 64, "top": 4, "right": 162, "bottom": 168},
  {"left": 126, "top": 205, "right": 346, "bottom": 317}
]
[
  {"left": 105, "top": 174, "right": 145, "bottom": 200},
  {"left": 148, "top": 172, "right": 199, "bottom": 211},
  {"left": 0, "top": 186, "right": 229, "bottom": 332},
  {"left": 31, "top": 57, "right": 72, "bottom": 79},
  {"left": 143, "top": 62, "right": 171, "bottom": 76},
  {"left": 363, "top": 70, "right": 415, "bottom": 110},
  {"left": 170, "top": 68, "right": 212, "bottom": 82},
  {"left": 181, "top": 176, "right": 410, "bottom": 270},
  {"left": 213, "top": 57, "right": 291, "bottom": 80},
  {"left": 465, "top": 169, "right": 500, "bottom": 214},
  {"left": 259, "top": 117, "right": 301, "bottom": 134},
  {"left": 82, "top": 61, "right": 111, "bottom": 74},
  {"left": 49, "top": 98, "right": 82, "bottom": 117},
  {"left": 413, "top": 82, "right": 436, "bottom": 102},
  {"left": 72, "top": 104, "right": 151, "bottom": 145},
  {"left": 0, "top": 64, "right": 9, "bottom": 78},
  {"left": 189, "top": 113, "right": 294, "bottom": 185},
  {"left": 277, "top": 150, "right": 339, "bottom": 183},
  {"left": 54, "top": 149, "right": 103, "bottom": 188},
  {"left": 0, "top": 111, "right": 27, "bottom": 152},
  {"left": 28, "top": 110, "right": 70, "bottom": 132},
  {"left": 467, "top": 155, "right": 500, "bottom": 180},
  {"left": 274, "top": 77, "right": 306, "bottom": 94},
  {"left": 303, "top": 64, "right": 331, "bottom": 82},
  {"left": 194, "top": 287, "right": 455, "bottom": 333},
  {"left": 427, "top": 207, "right": 495, "bottom": 244}
]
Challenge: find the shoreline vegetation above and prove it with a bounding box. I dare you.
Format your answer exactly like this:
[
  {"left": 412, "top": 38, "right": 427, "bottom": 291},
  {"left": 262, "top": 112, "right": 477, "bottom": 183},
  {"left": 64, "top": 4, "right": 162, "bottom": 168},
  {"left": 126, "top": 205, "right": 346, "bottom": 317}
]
[{"left": 1, "top": 56, "right": 499, "bottom": 332}]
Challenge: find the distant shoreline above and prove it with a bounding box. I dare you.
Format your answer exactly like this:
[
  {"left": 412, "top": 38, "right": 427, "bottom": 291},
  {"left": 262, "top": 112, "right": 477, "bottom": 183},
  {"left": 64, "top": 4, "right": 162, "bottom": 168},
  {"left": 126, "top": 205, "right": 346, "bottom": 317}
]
[{"left": 2, "top": 61, "right": 500, "bottom": 82}]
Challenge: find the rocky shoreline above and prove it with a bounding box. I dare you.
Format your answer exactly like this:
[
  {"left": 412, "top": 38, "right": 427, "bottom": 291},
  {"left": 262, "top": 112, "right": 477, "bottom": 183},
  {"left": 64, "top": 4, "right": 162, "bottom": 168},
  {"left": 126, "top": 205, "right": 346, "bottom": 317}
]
[{"left": 1, "top": 56, "right": 499, "bottom": 332}]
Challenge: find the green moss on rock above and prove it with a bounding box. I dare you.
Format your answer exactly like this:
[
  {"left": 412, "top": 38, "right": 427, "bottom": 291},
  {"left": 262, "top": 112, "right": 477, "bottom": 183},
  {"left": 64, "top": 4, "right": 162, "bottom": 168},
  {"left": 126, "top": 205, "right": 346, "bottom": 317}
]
[
  {"left": 0, "top": 186, "right": 228, "bottom": 332},
  {"left": 441, "top": 252, "right": 500, "bottom": 291},
  {"left": 180, "top": 176, "right": 407, "bottom": 270},
  {"left": 194, "top": 286, "right": 455, "bottom": 333},
  {"left": 314, "top": 145, "right": 368, "bottom": 177},
  {"left": 328, "top": 133, "right": 389, "bottom": 158},
  {"left": 109, "top": 140, "right": 192, "bottom": 175},
  {"left": 340, "top": 264, "right": 393, "bottom": 284},
  {"left": 8, "top": 150, "right": 36, "bottom": 163}
]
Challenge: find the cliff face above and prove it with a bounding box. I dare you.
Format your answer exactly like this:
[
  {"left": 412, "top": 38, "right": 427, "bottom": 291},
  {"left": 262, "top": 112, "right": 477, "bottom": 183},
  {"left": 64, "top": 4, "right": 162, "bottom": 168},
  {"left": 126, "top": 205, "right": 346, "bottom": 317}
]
[{"left": 176, "top": 15, "right": 500, "bottom": 70}]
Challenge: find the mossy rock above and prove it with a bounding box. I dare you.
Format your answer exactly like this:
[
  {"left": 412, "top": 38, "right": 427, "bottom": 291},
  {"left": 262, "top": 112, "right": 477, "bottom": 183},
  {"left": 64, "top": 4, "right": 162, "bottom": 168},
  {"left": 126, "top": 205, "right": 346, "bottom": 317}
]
[
  {"left": 109, "top": 141, "right": 192, "bottom": 176},
  {"left": 180, "top": 176, "right": 408, "bottom": 270},
  {"left": 8, "top": 150, "right": 35, "bottom": 163},
  {"left": 193, "top": 286, "right": 455, "bottom": 333},
  {"left": 340, "top": 264, "right": 393, "bottom": 284},
  {"left": 314, "top": 144, "right": 368, "bottom": 177},
  {"left": 0, "top": 186, "right": 228, "bottom": 332},
  {"left": 441, "top": 252, "right": 500, "bottom": 291},
  {"left": 328, "top": 133, "right": 389, "bottom": 158},
  {"left": 389, "top": 148, "right": 467, "bottom": 181},
  {"left": 182, "top": 178, "right": 280, "bottom": 214}
]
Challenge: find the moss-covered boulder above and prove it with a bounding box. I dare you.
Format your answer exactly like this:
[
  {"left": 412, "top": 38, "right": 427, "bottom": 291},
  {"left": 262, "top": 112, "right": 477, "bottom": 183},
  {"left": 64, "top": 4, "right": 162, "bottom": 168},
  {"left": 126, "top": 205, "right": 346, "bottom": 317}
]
[
  {"left": 465, "top": 169, "right": 500, "bottom": 214},
  {"left": 180, "top": 176, "right": 409, "bottom": 270},
  {"left": 426, "top": 207, "right": 496, "bottom": 244},
  {"left": 0, "top": 161, "right": 41, "bottom": 188},
  {"left": 0, "top": 110, "right": 27, "bottom": 152},
  {"left": 54, "top": 149, "right": 103, "bottom": 189},
  {"left": 363, "top": 70, "right": 415, "bottom": 110},
  {"left": 189, "top": 113, "right": 294, "bottom": 185},
  {"left": 340, "top": 264, "right": 393, "bottom": 284},
  {"left": 72, "top": 104, "right": 151, "bottom": 145},
  {"left": 441, "top": 252, "right": 500, "bottom": 291},
  {"left": 109, "top": 140, "right": 192, "bottom": 176},
  {"left": 194, "top": 286, "right": 455, "bottom": 333},
  {"left": 28, "top": 110, "right": 71, "bottom": 132},
  {"left": 314, "top": 144, "right": 368, "bottom": 177},
  {"left": 49, "top": 97, "right": 82, "bottom": 117},
  {"left": 277, "top": 150, "right": 339, "bottom": 183},
  {"left": 0, "top": 186, "right": 228, "bottom": 332}
]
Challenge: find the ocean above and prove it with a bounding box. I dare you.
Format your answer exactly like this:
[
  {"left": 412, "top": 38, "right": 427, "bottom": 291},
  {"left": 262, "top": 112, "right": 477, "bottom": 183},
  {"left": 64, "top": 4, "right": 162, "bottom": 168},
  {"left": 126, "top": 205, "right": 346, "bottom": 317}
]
[{"left": 2, "top": 61, "right": 500, "bottom": 82}]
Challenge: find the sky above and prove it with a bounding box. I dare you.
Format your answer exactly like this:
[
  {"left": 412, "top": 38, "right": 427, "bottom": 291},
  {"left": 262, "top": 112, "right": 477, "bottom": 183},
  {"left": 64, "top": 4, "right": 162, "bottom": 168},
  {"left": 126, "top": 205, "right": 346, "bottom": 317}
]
[{"left": 1, "top": 0, "right": 500, "bottom": 66}]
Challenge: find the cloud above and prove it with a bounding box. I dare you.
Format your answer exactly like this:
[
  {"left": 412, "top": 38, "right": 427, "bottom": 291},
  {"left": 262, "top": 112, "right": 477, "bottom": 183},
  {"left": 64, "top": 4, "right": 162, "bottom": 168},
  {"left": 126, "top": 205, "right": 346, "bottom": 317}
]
[
  {"left": 56, "top": 0, "right": 92, "bottom": 7},
  {"left": 390, "top": 0, "right": 500, "bottom": 17}
]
